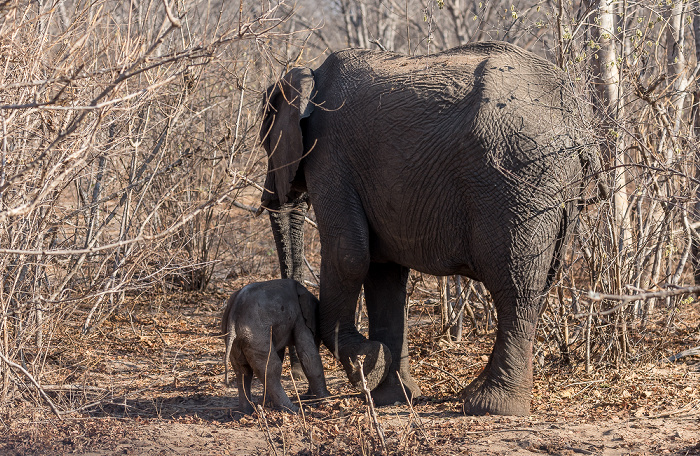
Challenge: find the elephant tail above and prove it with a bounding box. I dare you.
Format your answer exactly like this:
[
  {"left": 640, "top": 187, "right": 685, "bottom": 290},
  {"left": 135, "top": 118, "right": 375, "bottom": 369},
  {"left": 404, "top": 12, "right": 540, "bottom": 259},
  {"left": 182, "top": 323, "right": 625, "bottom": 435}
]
[
  {"left": 223, "top": 319, "right": 236, "bottom": 386},
  {"left": 579, "top": 145, "right": 610, "bottom": 206},
  {"left": 544, "top": 201, "right": 575, "bottom": 293},
  {"left": 221, "top": 291, "right": 240, "bottom": 386}
]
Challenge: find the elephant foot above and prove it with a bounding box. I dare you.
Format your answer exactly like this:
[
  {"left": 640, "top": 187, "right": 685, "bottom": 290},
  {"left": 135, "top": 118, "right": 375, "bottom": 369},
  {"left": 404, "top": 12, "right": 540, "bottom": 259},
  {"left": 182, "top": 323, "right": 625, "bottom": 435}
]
[
  {"left": 339, "top": 340, "right": 392, "bottom": 392},
  {"left": 371, "top": 371, "right": 422, "bottom": 406},
  {"left": 263, "top": 397, "right": 300, "bottom": 414},
  {"left": 290, "top": 362, "right": 307, "bottom": 382},
  {"left": 279, "top": 403, "right": 300, "bottom": 414},
  {"left": 299, "top": 387, "right": 330, "bottom": 401},
  {"left": 238, "top": 400, "right": 255, "bottom": 415},
  {"left": 298, "top": 389, "right": 314, "bottom": 400},
  {"left": 461, "top": 368, "right": 531, "bottom": 416},
  {"left": 288, "top": 347, "right": 308, "bottom": 382}
]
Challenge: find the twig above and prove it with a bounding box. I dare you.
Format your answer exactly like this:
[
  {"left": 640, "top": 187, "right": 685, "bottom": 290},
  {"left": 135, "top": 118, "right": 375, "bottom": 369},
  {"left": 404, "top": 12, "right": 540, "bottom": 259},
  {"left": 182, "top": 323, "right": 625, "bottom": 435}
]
[
  {"left": 304, "top": 257, "right": 320, "bottom": 283},
  {"left": 161, "top": 0, "right": 182, "bottom": 28},
  {"left": 629, "top": 400, "right": 700, "bottom": 420},
  {"left": 357, "top": 356, "right": 387, "bottom": 453},
  {"left": 289, "top": 366, "right": 307, "bottom": 429},
  {"left": 667, "top": 346, "right": 700, "bottom": 362},
  {"left": 0, "top": 184, "right": 239, "bottom": 256},
  {"left": 417, "top": 362, "right": 467, "bottom": 391},
  {"left": 580, "top": 285, "right": 700, "bottom": 318},
  {"left": 369, "top": 39, "right": 387, "bottom": 51},
  {"left": 0, "top": 350, "right": 62, "bottom": 418},
  {"left": 462, "top": 427, "right": 541, "bottom": 435},
  {"left": 397, "top": 375, "right": 429, "bottom": 441},
  {"left": 229, "top": 192, "right": 318, "bottom": 229},
  {"left": 256, "top": 405, "right": 279, "bottom": 456}
]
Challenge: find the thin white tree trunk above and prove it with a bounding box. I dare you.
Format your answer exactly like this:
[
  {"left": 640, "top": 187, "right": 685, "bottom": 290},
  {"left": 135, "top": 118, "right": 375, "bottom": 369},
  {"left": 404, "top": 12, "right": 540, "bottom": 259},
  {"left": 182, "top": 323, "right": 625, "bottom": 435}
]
[
  {"left": 595, "top": 0, "right": 630, "bottom": 262},
  {"left": 668, "top": 0, "right": 689, "bottom": 138}
]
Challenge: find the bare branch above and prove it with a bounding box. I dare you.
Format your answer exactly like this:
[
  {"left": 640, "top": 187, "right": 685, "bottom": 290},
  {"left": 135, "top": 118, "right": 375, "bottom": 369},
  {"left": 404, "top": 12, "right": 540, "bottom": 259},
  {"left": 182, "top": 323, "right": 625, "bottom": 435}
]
[{"left": 0, "top": 350, "right": 62, "bottom": 418}]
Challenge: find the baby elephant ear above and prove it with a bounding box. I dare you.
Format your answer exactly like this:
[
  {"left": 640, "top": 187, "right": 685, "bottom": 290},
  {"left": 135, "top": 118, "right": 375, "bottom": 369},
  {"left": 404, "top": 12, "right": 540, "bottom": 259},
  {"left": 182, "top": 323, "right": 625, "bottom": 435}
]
[
  {"left": 296, "top": 282, "right": 318, "bottom": 335},
  {"left": 260, "top": 67, "right": 315, "bottom": 207}
]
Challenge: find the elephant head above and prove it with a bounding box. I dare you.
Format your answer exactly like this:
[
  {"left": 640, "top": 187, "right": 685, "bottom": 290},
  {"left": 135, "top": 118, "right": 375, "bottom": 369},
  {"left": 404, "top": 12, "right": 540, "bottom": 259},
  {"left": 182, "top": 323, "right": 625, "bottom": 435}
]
[
  {"left": 258, "top": 70, "right": 316, "bottom": 384},
  {"left": 260, "top": 67, "right": 315, "bottom": 208}
]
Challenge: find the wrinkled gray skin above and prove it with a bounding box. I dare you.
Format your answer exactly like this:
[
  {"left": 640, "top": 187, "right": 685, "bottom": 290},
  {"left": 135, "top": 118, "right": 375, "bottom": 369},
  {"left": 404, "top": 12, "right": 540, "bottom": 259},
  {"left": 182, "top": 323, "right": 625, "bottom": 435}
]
[
  {"left": 221, "top": 279, "right": 330, "bottom": 414},
  {"left": 260, "top": 41, "right": 608, "bottom": 416},
  {"left": 267, "top": 194, "right": 310, "bottom": 383}
]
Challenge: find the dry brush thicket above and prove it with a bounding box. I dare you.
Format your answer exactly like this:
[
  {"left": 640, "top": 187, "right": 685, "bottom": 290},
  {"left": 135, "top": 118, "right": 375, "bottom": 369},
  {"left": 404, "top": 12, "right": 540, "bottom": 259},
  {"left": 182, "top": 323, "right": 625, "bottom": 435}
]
[{"left": 0, "top": 0, "right": 698, "bottom": 418}]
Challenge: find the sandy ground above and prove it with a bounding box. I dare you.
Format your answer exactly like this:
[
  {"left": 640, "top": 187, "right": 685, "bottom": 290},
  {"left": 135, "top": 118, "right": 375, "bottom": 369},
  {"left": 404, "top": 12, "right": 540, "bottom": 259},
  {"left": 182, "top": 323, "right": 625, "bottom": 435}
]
[{"left": 1, "top": 281, "right": 698, "bottom": 455}]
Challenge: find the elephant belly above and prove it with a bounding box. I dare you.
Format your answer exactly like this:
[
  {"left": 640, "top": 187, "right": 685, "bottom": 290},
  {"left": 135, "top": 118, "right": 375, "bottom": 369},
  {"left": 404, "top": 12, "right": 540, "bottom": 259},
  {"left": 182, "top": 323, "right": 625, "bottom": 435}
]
[{"left": 366, "top": 210, "right": 480, "bottom": 279}]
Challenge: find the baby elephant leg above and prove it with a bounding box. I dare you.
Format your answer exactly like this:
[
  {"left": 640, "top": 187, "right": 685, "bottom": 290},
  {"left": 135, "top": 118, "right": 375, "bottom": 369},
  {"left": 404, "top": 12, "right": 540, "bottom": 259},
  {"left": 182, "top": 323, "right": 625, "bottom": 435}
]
[
  {"left": 294, "top": 326, "right": 330, "bottom": 399},
  {"left": 244, "top": 346, "right": 299, "bottom": 413},
  {"left": 237, "top": 363, "right": 255, "bottom": 415}
]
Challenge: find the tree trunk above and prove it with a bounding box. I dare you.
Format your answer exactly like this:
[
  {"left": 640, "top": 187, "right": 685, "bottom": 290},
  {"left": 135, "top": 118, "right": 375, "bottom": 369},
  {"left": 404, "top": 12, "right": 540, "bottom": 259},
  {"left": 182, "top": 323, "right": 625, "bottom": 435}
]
[
  {"left": 691, "top": 6, "right": 700, "bottom": 283},
  {"left": 595, "top": 0, "right": 630, "bottom": 271}
]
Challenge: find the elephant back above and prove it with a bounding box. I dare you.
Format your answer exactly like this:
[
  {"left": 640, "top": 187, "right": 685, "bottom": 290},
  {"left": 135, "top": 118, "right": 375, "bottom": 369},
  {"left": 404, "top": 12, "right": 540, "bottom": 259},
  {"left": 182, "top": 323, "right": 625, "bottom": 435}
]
[{"left": 313, "top": 42, "right": 588, "bottom": 196}]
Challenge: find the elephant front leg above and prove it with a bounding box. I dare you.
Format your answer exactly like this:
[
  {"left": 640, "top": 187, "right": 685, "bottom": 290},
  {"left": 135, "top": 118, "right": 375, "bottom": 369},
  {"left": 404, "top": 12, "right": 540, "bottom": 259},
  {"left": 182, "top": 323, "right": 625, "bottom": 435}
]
[
  {"left": 293, "top": 327, "right": 331, "bottom": 400},
  {"left": 364, "top": 262, "right": 422, "bottom": 406},
  {"left": 462, "top": 296, "right": 539, "bottom": 416},
  {"left": 318, "top": 229, "right": 392, "bottom": 392}
]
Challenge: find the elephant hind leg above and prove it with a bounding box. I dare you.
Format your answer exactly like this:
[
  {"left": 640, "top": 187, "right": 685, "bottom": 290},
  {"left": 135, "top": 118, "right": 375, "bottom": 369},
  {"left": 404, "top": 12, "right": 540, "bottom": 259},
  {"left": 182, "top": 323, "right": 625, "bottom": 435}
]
[
  {"left": 364, "top": 262, "right": 422, "bottom": 406},
  {"left": 463, "top": 215, "right": 563, "bottom": 415},
  {"left": 462, "top": 201, "right": 568, "bottom": 415},
  {"left": 287, "top": 347, "right": 307, "bottom": 382},
  {"left": 236, "top": 363, "right": 255, "bottom": 415},
  {"left": 245, "top": 346, "right": 298, "bottom": 413},
  {"left": 461, "top": 307, "right": 538, "bottom": 416}
]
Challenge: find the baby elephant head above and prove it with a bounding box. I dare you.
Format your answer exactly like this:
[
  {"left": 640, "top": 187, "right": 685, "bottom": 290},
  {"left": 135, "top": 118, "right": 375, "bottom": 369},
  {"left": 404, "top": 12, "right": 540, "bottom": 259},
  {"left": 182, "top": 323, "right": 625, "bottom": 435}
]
[{"left": 296, "top": 281, "right": 320, "bottom": 341}]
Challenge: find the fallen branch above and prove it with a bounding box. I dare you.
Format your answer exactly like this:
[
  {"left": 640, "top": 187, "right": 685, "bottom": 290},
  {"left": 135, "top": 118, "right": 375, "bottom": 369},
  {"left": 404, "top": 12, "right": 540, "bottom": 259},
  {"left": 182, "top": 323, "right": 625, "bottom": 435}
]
[
  {"left": 668, "top": 346, "right": 700, "bottom": 362},
  {"left": 576, "top": 285, "right": 700, "bottom": 318},
  {"left": 0, "top": 350, "right": 62, "bottom": 418},
  {"left": 587, "top": 285, "right": 700, "bottom": 303},
  {"left": 629, "top": 400, "right": 700, "bottom": 420},
  {"left": 357, "top": 356, "right": 387, "bottom": 454}
]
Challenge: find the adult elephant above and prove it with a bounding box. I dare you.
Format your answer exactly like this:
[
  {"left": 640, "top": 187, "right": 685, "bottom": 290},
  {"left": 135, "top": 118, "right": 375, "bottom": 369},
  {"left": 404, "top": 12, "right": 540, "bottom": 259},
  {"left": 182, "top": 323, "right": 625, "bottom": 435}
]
[{"left": 259, "top": 41, "right": 607, "bottom": 416}]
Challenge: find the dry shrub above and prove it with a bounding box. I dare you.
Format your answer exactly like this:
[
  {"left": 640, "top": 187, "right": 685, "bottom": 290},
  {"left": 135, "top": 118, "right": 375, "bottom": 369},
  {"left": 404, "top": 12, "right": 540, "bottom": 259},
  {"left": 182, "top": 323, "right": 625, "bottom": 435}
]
[
  {"left": 1, "top": 0, "right": 699, "bottom": 421},
  {"left": 0, "top": 0, "right": 296, "bottom": 413}
]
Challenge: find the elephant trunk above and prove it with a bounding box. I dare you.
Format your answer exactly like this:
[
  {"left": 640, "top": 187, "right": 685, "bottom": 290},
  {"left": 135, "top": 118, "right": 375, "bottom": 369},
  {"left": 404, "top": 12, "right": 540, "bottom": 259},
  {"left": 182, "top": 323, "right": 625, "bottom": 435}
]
[
  {"left": 267, "top": 195, "right": 309, "bottom": 283},
  {"left": 266, "top": 195, "right": 311, "bottom": 382}
]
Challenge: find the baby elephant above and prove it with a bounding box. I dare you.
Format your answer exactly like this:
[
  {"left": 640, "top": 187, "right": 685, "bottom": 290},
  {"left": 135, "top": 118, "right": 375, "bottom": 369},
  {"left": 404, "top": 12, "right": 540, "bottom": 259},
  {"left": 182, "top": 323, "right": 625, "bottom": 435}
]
[{"left": 221, "top": 279, "right": 330, "bottom": 413}]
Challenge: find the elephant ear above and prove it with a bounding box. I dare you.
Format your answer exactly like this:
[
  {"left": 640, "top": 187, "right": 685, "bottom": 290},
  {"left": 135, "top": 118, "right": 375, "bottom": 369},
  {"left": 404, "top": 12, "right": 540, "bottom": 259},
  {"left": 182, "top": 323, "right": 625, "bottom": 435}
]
[
  {"left": 296, "top": 281, "right": 319, "bottom": 336},
  {"left": 260, "top": 67, "right": 315, "bottom": 207}
]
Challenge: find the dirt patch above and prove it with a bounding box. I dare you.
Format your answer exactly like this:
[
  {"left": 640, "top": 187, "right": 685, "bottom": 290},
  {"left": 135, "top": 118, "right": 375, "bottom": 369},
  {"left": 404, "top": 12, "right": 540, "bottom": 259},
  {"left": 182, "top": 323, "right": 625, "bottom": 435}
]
[
  {"left": 3, "top": 412, "right": 699, "bottom": 455},
  {"left": 1, "top": 282, "right": 698, "bottom": 455}
]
